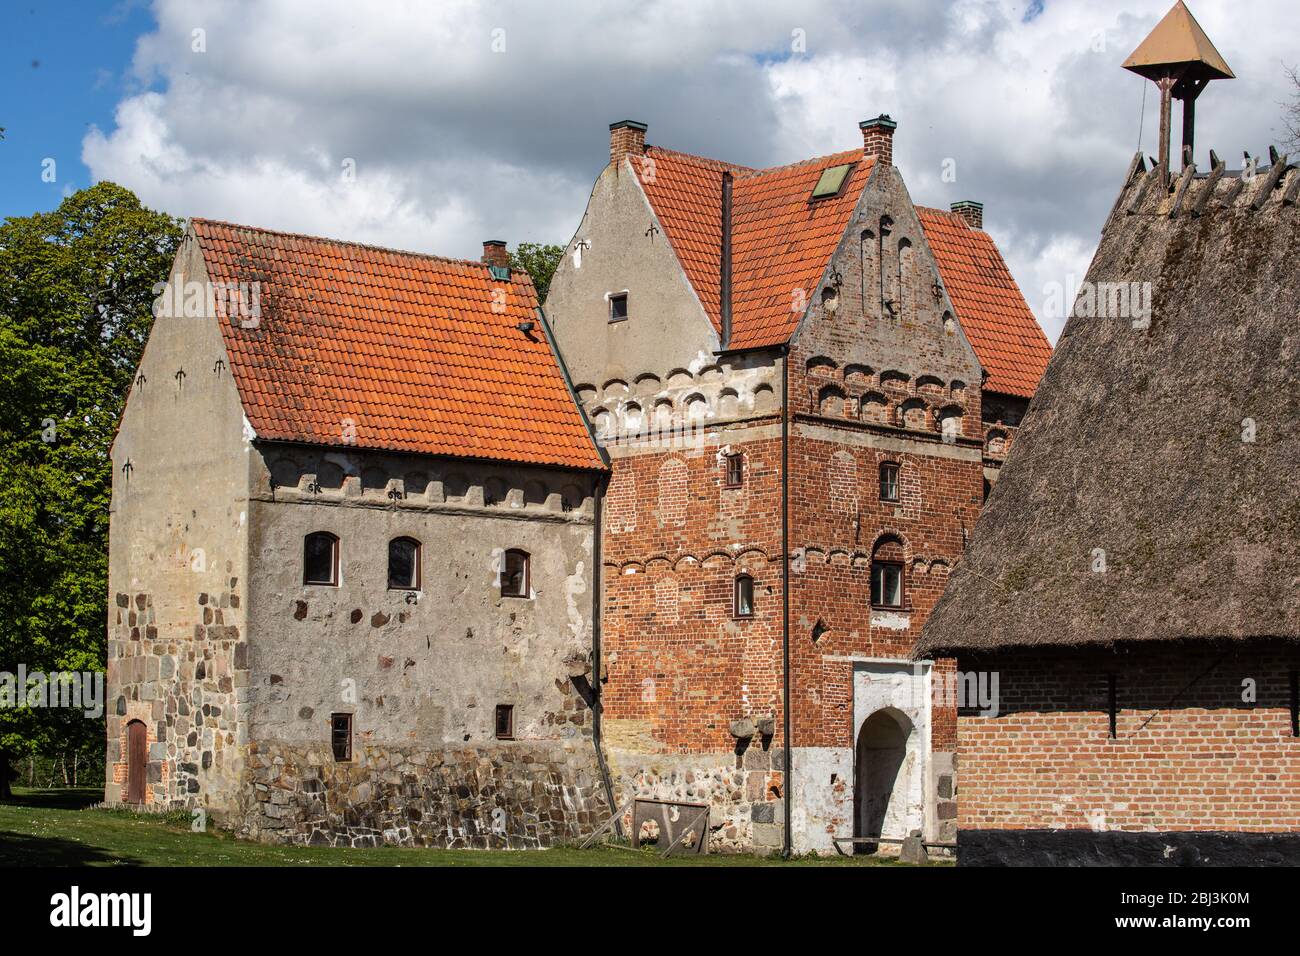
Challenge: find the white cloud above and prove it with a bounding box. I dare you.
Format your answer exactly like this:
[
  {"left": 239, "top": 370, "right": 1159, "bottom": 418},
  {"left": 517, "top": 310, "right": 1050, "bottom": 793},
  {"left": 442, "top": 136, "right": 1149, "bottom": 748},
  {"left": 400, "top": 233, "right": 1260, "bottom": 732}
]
[{"left": 84, "top": 0, "right": 1300, "bottom": 341}]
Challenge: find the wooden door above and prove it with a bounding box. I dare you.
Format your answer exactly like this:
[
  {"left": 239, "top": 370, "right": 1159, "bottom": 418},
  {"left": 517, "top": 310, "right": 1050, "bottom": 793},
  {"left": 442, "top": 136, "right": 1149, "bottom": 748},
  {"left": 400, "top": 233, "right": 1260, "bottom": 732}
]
[{"left": 126, "top": 720, "right": 147, "bottom": 803}]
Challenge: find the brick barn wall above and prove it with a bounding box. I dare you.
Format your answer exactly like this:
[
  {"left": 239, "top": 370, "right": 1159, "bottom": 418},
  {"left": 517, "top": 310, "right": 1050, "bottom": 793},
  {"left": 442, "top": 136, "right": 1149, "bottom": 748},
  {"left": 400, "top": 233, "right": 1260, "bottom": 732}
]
[{"left": 957, "top": 642, "right": 1300, "bottom": 834}]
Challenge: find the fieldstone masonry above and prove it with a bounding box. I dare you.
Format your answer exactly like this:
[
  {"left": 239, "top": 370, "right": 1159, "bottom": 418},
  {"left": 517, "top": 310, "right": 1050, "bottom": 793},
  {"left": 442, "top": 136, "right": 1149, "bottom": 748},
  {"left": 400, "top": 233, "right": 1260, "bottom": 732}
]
[{"left": 243, "top": 741, "right": 606, "bottom": 848}]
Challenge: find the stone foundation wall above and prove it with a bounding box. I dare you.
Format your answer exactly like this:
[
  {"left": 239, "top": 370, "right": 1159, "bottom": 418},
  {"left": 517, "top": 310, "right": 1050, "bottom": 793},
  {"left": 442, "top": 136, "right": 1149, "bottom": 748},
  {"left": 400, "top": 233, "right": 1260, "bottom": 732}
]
[
  {"left": 606, "top": 745, "right": 785, "bottom": 853},
  {"left": 240, "top": 740, "right": 609, "bottom": 848}
]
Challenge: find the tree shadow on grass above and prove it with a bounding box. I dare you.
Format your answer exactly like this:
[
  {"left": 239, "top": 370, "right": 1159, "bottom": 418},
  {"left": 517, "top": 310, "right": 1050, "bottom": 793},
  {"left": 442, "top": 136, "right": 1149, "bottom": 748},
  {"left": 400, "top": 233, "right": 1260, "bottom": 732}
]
[
  {"left": 0, "top": 829, "right": 142, "bottom": 867},
  {"left": 5, "top": 788, "right": 102, "bottom": 811}
]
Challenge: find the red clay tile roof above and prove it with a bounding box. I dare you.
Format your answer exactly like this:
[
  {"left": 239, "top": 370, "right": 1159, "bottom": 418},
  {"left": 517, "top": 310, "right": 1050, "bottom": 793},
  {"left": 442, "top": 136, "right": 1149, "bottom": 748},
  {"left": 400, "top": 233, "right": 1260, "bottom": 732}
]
[
  {"left": 634, "top": 146, "right": 869, "bottom": 349},
  {"left": 729, "top": 149, "right": 871, "bottom": 350},
  {"left": 191, "top": 219, "right": 603, "bottom": 470},
  {"left": 632, "top": 148, "right": 752, "bottom": 332},
  {"left": 629, "top": 146, "right": 1050, "bottom": 397},
  {"left": 915, "top": 207, "right": 1052, "bottom": 399}
]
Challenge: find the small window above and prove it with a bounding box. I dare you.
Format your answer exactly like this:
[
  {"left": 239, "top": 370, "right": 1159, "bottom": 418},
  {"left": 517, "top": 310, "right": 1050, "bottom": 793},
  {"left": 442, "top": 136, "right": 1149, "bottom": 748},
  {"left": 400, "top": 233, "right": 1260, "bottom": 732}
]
[
  {"left": 811, "top": 163, "right": 853, "bottom": 199},
  {"left": 609, "top": 292, "right": 629, "bottom": 323},
  {"left": 724, "top": 452, "right": 744, "bottom": 488},
  {"left": 303, "top": 532, "right": 339, "bottom": 586},
  {"left": 502, "top": 549, "right": 530, "bottom": 598},
  {"left": 330, "top": 713, "right": 352, "bottom": 761},
  {"left": 734, "top": 574, "right": 755, "bottom": 618},
  {"left": 870, "top": 562, "right": 903, "bottom": 608},
  {"left": 879, "top": 462, "right": 900, "bottom": 502},
  {"left": 495, "top": 704, "right": 514, "bottom": 740},
  {"left": 388, "top": 537, "right": 420, "bottom": 590}
]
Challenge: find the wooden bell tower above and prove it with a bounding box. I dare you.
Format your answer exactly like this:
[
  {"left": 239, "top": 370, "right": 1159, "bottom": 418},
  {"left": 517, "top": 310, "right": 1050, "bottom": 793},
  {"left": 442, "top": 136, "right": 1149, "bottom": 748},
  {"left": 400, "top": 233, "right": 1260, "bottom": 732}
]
[{"left": 1122, "top": 1, "right": 1234, "bottom": 188}]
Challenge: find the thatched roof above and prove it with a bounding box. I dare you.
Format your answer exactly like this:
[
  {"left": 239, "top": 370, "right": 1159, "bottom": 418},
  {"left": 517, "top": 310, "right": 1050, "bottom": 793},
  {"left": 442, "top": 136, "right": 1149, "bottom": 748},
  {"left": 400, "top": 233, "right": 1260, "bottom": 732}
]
[{"left": 916, "top": 152, "right": 1300, "bottom": 657}]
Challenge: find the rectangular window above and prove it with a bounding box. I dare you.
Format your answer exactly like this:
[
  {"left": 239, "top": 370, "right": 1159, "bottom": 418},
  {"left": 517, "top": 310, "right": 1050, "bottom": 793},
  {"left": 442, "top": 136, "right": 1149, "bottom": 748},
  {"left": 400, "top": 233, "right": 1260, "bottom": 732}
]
[
  {"left": 502, "top": 549, "right": 530, "bottom": 598},
  {"left": 303, "top": 532, "right": 339, "bottom": 586},
  {"left": 330, "top": 713, "right": 352, "bottom": 761},
  {"left": 495, "top": 704, "right": 514, "bottom": 740},
  {"left": 724, "top": 452, "right": 744, "bottom": 488},
  {"left": 879, "top": 462, "right": 900, "bottom": 502},
  {"left": 387, "top": 537, "right": 420, "bottom": 590},
  {"left": 870, "top": 562, "right": 903, "bottom": 608},
  {"left": 609, "top": 292, "right": 628, "bottom": 323}
]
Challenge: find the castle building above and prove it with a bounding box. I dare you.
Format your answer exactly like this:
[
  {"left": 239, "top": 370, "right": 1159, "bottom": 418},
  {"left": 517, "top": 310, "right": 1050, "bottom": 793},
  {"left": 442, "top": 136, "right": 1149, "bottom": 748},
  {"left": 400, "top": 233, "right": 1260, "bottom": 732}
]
[
  {"left": 545, "top": 117, "right": 1049, "bottom": 853},
  {"left": 104, "top": 222, "right": 612, "bottom": 848},
  {"left": 916, "top": 3, "right": 1300, "bottom": 865}
]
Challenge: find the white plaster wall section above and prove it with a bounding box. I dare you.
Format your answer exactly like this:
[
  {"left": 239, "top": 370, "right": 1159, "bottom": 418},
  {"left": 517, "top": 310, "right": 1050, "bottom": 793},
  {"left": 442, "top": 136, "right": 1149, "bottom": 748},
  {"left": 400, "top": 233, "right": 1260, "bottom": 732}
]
[
  {"left": 544, "top": 160, "right": 719, "bottom": 384},
  {"left": 564, "top": 552, "right": 588, "bottom": 642},
  {"left": 852, "top": 660, "right": 932, "bottom": 842},
  {"left": 580, "top": 355, "right": 781, "bottom": 453},
  {"left": 790, "top": 746, "right": 853, "bottom": 854},
  {"left": 870, "top": 610, "right": 911, "bottom": 631}
]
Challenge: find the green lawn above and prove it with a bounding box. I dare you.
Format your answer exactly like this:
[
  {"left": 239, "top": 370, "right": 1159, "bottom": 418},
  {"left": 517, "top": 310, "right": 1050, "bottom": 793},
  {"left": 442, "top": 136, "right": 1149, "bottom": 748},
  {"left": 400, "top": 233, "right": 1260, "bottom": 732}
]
[{"left": 0, "top": 788, "right": 931, "bottom": 867}]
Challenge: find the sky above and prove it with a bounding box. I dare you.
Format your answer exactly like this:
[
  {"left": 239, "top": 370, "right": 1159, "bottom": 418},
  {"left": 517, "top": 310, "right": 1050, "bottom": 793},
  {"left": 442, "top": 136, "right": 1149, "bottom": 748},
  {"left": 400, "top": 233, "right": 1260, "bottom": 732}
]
[{"left": 3, "top": 0, "right": 1298, "bottom": 343}]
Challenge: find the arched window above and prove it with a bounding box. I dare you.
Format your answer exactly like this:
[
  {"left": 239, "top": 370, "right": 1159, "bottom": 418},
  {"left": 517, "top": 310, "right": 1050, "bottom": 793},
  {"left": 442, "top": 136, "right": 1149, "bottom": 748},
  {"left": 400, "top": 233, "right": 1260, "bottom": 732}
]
[
  {"left": 879, "top": 462, "right": 900, "bottom": 502},
  {"left": 303, "top": 532, "right": 339, "bottom": 586},
  {"left": 734, "top": 574, "right": 755, "bottom": 618},
  {"left": 388, "top": 537, "right": 421, "bottom": 590},
  {"left": 870, "top": 536, "right": 905, "bottom": 609},
  {"left": 502, "top": 549, "right": 530, "bottom": 598}
]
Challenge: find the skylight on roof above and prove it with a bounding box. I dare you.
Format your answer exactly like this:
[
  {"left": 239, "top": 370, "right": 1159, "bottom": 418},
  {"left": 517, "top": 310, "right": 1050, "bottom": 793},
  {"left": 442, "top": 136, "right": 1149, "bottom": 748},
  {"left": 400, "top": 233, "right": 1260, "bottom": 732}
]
[{"left": 811, "top": 164, "right": 853, "bottom": 199}]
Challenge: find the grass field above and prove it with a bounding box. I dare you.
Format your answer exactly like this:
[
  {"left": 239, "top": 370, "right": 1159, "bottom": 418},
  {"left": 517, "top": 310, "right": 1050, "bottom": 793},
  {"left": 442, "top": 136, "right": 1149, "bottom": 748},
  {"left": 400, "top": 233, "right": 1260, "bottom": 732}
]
[{"left": 0, "top": 788, "right": 932, "bottom": 867}]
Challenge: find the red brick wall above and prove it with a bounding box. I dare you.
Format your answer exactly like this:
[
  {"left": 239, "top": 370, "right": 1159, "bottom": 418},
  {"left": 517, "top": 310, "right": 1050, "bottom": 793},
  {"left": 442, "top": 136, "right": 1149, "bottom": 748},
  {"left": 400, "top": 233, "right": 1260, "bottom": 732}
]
[
  {"left": 957, "top": 643, "right": 1300, "bottom": 832},
  {"left": 602, "top": 432, "right": 786, "bottom": 754}
]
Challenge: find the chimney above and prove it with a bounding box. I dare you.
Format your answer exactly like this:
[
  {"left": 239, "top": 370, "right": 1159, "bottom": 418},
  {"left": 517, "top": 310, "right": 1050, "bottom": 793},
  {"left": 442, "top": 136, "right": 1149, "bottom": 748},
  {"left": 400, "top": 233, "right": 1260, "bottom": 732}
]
[
  {"left": 951, "top": 200, "right": 984, "bottom": 230},
  {"left": 609, "top": 120, "right": 648, "bottom": 166},
  {"left": 859, "top": 114, "right": 897, "bottom": 166},
  {"left": 482, "top": 239, "right": 509, "bottom": 268}
]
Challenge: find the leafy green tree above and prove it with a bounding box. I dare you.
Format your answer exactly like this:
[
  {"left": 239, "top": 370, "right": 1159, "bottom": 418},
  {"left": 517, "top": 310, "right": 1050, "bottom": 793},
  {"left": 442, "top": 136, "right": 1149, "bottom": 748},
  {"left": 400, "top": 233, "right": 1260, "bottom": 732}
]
[
  {"left": 0, "top": 182, "right": 182, "bottom": 797},
  {"left": 509, "top": 242, "right": 565, "bottom": 303}
]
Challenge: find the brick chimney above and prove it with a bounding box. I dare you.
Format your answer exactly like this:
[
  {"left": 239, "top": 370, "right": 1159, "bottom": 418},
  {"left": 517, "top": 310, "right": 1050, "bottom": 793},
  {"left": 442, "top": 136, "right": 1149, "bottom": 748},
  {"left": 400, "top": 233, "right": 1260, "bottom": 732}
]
[
  {"left": 609, "top": 120, "right": 648, "bottom": 166},
  {"left": 482, "top": 240, "right": 509, "bottom": 268},
  {"left": 859, "top": 114, "right": 897, "bottom": 166},
  {"left": 951, "top": 201, "right": 984, "bottom": 230}
]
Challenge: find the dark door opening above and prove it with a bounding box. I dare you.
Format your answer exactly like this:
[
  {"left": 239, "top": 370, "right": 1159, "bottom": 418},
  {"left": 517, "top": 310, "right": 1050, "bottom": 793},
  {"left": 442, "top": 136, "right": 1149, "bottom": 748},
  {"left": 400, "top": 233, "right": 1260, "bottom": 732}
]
[
  {"left": 126, "top": 719, "right": 147, "bottom": 804},
  {"left": 853, "top": 709, "right": 911, "bottom": 852}
]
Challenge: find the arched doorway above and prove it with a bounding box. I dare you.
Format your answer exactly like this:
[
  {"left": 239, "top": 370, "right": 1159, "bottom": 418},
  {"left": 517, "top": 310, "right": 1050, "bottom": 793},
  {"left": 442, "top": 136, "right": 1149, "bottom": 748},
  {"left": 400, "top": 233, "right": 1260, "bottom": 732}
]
[
  {"left": 126, "top": 720, "right": 147, "bottom": 804},
  {"left": 854, "top": 708, "right": 914, "bottom": 851}
]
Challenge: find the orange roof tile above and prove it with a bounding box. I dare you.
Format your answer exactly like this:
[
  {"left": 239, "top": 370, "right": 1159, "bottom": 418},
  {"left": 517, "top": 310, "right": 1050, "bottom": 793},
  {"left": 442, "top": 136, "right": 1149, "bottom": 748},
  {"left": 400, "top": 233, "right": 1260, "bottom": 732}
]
[
  {"left": 915, "top": 207, "right": 1052, "bottom": 398},
  {"left": 630, "top": 143, "right": 1050, "bottom": 398},
  {"left": 729, "top": 149, "right": 870, "bottom": 350},
  {"left": 635, "top": 146, "right": 868, "bottom": 349},
  {"left": 633, "top": 148, "right": 752, "bottom": 333},
  {"left": 191, "top": 219, "right": 603, "bottom": 470}
]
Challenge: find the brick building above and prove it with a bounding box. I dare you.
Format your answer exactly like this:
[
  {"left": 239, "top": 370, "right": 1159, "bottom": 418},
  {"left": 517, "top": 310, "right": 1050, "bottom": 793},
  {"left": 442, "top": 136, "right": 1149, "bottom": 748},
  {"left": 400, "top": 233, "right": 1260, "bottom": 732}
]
[
  {"left": 545, "top": 117, "right": 1049, "bottom": 853},
  {"left": 105, "top": 223, "right": 613, "bottom": 848},
  {"left": 916, "top": 4, "right": 1300, "bottom": 866}
]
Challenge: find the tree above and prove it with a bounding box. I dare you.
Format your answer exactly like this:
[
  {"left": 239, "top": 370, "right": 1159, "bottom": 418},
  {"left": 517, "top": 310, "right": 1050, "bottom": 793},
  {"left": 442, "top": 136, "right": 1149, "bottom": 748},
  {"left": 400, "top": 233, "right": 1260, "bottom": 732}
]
[
  {"left": 0, "top": 182, "right": 182, "bottom": 798},
  {"left": 1284, "top": 64, "right": 1300, "bottom": 153},
  {"left": 508, "top": 242, "right": 565, "bottom": 303}
]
